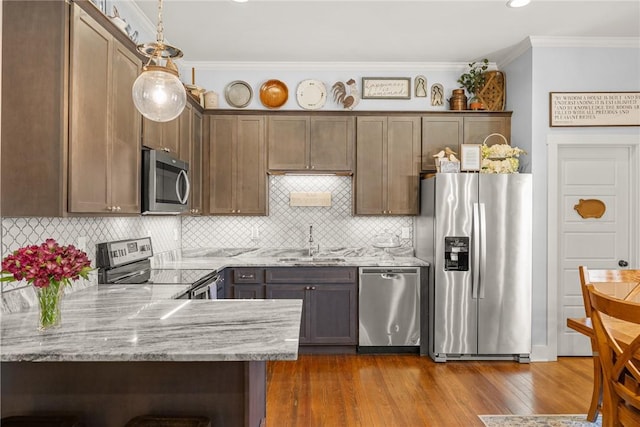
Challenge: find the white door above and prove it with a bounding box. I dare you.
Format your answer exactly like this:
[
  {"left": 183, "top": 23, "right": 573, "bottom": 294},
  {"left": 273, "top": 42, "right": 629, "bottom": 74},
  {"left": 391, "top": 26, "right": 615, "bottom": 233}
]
[{"left": 556, "top": 144, "right": 637, "bottom": 356}]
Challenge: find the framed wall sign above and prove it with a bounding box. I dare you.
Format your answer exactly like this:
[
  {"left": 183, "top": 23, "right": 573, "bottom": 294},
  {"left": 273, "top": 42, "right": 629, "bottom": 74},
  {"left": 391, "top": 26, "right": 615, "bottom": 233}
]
[
  {"left": 460, "top": 144, "right": 481, "bottom": 172},
  {"left": 549, "top": 92, "right": 640, "bottom": 127},
  {"left": 361, "top": 77, "right": 411, "bottom": 99}
]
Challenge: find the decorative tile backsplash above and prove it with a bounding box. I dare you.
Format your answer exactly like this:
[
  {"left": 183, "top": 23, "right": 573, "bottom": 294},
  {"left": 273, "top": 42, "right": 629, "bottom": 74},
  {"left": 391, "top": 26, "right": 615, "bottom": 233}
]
[
  {"left": 1, "top": 216, "right": 181, "bottom": 299},
  {"left": 182, "top": 175, "right": 414, "bottom": 249},
  {"left": 1, "top": 175, "right": 414, "bottom": 310}
]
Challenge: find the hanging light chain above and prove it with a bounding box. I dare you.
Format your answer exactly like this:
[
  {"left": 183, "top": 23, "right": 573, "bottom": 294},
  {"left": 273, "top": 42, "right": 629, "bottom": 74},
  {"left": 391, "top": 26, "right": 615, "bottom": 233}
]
[{"left": 156, "top": 0, "right": 164, "bottom": 44}]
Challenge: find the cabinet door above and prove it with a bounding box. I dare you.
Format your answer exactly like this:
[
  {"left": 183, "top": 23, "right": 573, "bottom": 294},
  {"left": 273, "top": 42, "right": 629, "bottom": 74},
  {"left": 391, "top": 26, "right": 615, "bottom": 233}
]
[
  {"left": 421, "top": 116, "right": 463, "bottom": 171},
  {"left": 309, "top": 116, "right": 354, "bottom": 171},
  {"left": 266, "top": 284, "right": 310, "bottom": 344},
  {"left": 387, "top": 117, "right": 421, "bottom": 215},
  {"left": 178, "top": 103, "right": 192, "bottom": 163},
  {"left": 109, "top": 41, "right": 141, "bottom": 214},
  {"left": 141, "top": 117, "right": 163, "bottom": 151},
  {"left": 236, "top": 116, "right": 267, "bottom": 215},
  {"left": 268, "top": 116, "right": 310, "bottom": 170},
  {"left": 463, "top": 116, "right": 510, "bottom": 145},
  {"left": 68, "top": 7, "right": 111, "bottom": 213},
  {"left": 162, "top": 115, "right": 180, "bottom": 154},
  {"left": 142, "top": 116, "right": 180, "bottom": 154},
  {"left": 232, "top": 284, "right": 265, "bottom": 299},
  {"left": 208, "top": 116, "right": 236, "bottom": 214},
  {"left": 190, "top": 109, "right": 203, "bottom": 215},
  {"left": 309, "top": 284, "right": 357, "bottom": 345},
  {"left": 355, "top": 117, "right": 386, "bottom": 215}
]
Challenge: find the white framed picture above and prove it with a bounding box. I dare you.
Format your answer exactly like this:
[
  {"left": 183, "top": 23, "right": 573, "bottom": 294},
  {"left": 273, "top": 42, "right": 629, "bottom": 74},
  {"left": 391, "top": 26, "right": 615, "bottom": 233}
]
[{"left": 460, "top": 144, "right": 481, "bottom": 171}]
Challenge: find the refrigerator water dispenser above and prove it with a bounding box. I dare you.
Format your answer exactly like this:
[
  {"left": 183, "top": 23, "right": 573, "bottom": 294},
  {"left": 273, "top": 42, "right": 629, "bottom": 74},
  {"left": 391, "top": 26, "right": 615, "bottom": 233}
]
[{"left": 444, "top": 236, "right": 469, "bottom": 271}]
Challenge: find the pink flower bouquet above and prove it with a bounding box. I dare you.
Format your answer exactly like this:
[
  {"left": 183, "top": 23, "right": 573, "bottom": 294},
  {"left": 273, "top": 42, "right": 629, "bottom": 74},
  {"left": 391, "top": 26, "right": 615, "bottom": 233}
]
[{"left": 1, "top": 239, "right": 92, "bottom": 329}]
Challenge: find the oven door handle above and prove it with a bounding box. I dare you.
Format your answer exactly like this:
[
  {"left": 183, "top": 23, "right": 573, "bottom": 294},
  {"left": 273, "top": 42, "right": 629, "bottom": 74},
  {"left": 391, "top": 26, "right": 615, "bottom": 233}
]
[
  {"left": 176, "top": 169, "right": 190, "bottom": 205},
  {"left": 190, "top": 282, "right": 211, "bottom": 299}
]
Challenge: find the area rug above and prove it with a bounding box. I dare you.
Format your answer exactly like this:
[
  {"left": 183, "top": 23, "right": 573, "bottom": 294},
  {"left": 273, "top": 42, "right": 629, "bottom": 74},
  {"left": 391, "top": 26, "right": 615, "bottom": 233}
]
[{"left": 479, "top": 414, "right": 602, "bottom": 427}]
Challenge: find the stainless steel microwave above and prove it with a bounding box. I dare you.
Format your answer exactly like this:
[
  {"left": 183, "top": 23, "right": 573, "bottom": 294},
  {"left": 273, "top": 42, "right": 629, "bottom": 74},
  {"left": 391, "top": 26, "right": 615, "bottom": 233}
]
[{"left": 142, "top": 150, "right": 190, "bottom": 214}]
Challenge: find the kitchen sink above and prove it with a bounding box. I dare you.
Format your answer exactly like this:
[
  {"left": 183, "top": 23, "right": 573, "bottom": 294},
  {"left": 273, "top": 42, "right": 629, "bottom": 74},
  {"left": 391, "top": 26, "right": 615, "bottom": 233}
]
[{"left": 277, "top": 257, "right": 346, "bottom": 264}]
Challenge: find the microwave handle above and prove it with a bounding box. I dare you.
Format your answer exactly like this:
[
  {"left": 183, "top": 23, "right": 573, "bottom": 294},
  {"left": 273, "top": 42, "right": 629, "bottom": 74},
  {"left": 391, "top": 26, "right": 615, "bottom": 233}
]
[{"left": 176, "top": 169, "right": 190, "bottom": 205}]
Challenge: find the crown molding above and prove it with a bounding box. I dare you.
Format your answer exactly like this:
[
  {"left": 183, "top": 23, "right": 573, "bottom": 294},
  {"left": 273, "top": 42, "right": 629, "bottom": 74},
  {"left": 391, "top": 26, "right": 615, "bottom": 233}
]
[
  {"left": 529, "top": 36, "right": 640, "bottom": 48},
  {"left": 497, "top": 37, "right": 534, "bottom": 69},
  {"left": 179, "top": 61, "right": 473, "bottom": 72}
]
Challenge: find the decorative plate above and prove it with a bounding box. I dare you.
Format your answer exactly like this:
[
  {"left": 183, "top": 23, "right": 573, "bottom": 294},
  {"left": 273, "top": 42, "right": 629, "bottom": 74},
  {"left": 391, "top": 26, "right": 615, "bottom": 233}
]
[
  {"left": 296, "top": 79, "right": 327, "bottom": 110},
  {"left": 224, "top": 81, "right": 253, "bottom": 108},
  {"left": 259, "top": 79, "right": 288, "bottom": 109}
]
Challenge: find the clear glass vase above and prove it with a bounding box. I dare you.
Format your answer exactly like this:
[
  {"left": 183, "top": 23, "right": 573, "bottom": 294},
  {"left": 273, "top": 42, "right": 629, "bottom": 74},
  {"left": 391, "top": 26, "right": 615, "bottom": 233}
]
[{"left": 37, "top": 281, "right": 64, "bottom": 330}]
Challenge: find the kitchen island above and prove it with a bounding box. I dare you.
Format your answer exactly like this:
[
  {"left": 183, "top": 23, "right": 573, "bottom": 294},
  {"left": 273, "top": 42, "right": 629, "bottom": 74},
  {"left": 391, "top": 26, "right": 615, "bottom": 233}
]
[{"left": 1, "top": 284, "right": 302, "bottom": 427}]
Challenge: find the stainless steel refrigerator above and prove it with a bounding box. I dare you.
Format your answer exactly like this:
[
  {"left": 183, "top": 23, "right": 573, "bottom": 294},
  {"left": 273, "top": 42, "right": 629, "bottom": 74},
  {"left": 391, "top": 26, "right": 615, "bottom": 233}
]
[{"left": 416, "top": 173, "right": 532, "bottom": 362}]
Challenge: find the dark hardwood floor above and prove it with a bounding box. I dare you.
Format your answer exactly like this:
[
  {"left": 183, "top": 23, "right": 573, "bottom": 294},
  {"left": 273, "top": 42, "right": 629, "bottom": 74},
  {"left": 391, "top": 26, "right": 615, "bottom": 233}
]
[{"left": 266, "top": 355, "right": 594, "bottom": 427}]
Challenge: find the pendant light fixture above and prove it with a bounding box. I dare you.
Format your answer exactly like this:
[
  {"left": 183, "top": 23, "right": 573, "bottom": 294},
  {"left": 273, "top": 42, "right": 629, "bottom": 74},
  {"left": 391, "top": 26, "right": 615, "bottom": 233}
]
[{"left": 132, "top": 0, "right": 186, "bottom": 122}]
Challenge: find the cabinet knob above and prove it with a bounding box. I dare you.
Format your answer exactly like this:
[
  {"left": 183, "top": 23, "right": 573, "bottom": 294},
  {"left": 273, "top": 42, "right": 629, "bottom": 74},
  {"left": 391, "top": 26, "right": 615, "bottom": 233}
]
[
  {"left": 162, "top": 147, "right": 170, "bottom": 152},
  {"left": 116, "top": 206, "right": 121, "bottom": 211},
  {"left": 231, "top": 209, "right": 236, "bottom": 213},
  {"left": 311, "top": 286, "right": 316, "bottom": 290},
  {"left": 311, "top": 166, "right": 315, "bottom": 169},
  {"left": 383, "top": 210, "right": 387, "bottom": 214},
  {"left": 305, "top": 166, "right": 309, "bottom": 169},
  {"left": 237, "top": 210, "right": 241, "bottom": 213},
  {"left": 106, "top": 206, "right": 113, "bottom": 211}
]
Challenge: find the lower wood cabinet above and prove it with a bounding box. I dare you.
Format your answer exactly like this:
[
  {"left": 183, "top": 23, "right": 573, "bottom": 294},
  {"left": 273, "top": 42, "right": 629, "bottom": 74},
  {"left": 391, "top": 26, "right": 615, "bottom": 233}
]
[
  {"left": 264, "top": 267, "right": 357, "bottom": 346},
  {"left": 226, "top": 268, "right": 265, "bottom": 299}
]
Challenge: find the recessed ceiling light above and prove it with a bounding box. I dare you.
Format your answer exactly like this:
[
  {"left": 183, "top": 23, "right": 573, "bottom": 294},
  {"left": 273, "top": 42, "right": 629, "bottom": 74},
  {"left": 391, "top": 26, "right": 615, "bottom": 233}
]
[
  {"left": 233, "top": 0, "right": 249, "bottom": 3},
  {"left": 506, "top": 0, "right": 531, "bottom": 7}
]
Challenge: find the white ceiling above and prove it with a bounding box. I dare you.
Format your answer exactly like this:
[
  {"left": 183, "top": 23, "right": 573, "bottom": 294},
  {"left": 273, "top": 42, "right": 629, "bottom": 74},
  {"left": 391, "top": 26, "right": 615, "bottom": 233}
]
[{"left": 133, "top": 0, "right": 640, "bottom": 65}]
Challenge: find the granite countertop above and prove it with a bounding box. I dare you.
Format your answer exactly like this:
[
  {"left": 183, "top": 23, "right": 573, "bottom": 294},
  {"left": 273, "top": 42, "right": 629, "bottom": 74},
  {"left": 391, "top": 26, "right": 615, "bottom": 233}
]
[
  {"left": 151, "top": 247, "right": 430, "bottom": 270},
  {"left": 0, "top": 284, "right": 302, "bottom": 363}
]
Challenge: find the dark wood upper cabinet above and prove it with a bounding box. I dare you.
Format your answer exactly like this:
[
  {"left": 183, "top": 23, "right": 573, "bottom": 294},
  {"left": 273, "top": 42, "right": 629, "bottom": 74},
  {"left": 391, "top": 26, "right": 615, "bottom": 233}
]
[
  {"left": 206, "top": 115, "right": 267, "bottom": 215},
  {"left": 189, "top": 108, "right": 204, "bottom": 215},
  {"left": 421, "top": 116, "right": 463, "bottom": 171},
  {"left": 355, "top": 116, "right": 421, "bottom": 215},
  {"left": 268, "top": 115, "right": 354, "bottom": 172},
  {"left": 420, "top": 113, "right": 512, "bottom": 172},
  {"left": 68, "top": 5, "right": 141, "bottom": 214},
  {"left": 1, "top": 1, "right": 144, "bottom": 216},
  {"left": 463, "top": 115, "right": 511, "bottom": 146},
  {"left": 142, "top": 115, "right": 180, "bottom": 155}
]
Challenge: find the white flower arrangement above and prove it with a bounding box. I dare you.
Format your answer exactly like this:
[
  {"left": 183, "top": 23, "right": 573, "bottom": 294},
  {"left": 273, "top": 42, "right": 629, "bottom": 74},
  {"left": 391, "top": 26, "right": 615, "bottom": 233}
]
[{"left": 480, "top": 143, "right": 526, "bottom": 174}]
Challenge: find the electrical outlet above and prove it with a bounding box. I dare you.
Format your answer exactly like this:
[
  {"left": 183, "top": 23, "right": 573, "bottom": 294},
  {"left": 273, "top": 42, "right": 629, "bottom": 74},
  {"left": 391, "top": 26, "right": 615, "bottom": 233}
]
[
  {"left": 77, "top": 236, "right": 87, "bottom": 252},
  {"left": 401, "top": 227, "right": 411, "bottom": 239}
]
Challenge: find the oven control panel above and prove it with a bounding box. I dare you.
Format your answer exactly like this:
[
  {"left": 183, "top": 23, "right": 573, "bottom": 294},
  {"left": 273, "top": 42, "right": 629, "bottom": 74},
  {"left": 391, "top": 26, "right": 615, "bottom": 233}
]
[{"left": 96, "top": 237, "right": 153, "bottom": 268}]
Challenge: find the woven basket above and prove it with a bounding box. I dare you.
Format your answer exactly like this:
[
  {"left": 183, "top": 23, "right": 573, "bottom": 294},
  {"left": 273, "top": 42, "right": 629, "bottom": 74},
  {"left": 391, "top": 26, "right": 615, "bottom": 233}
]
[{"left": 477, "top": 70, "right": 506, "bottom": 111}]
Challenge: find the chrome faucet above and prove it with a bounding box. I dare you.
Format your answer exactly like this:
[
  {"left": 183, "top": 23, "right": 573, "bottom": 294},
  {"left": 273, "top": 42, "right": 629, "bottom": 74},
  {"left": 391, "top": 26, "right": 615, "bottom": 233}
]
[{"left": 308, "top": 225, "right": 314, "bottom": 257}]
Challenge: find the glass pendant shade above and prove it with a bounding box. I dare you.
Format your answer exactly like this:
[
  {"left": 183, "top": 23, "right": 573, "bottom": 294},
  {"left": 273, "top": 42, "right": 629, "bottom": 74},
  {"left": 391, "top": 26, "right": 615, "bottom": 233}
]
[{"left": 132, "top": 66, "right": 186, "bottom": 122}]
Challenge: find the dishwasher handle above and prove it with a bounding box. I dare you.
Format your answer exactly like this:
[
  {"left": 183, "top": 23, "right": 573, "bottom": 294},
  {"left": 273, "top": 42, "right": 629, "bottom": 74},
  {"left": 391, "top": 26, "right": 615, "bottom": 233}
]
[{"left": 380, "top": 273, "right": 399, "bottom": 280}]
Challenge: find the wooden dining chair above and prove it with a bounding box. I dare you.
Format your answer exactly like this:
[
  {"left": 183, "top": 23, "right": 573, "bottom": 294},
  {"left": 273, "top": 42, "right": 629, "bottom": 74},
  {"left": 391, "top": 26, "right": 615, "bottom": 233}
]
[
  {"left": 586, "top": 284, "right": 640, "bottom": 427},
  {"left": 578, "top": 266, "right": 640, "bottom": 421}
]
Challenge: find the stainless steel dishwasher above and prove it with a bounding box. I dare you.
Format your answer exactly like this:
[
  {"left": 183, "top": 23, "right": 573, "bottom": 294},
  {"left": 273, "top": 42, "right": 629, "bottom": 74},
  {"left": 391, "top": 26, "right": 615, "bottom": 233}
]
[{"left": 358, "top": 267, "right": 421, "bottom": 347}]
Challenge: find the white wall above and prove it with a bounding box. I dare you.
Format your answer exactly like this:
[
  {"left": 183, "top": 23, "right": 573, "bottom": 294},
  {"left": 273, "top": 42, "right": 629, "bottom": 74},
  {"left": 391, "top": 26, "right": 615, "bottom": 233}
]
[{"left": 503, "top": 39, "right": 640, "bottom": 361}]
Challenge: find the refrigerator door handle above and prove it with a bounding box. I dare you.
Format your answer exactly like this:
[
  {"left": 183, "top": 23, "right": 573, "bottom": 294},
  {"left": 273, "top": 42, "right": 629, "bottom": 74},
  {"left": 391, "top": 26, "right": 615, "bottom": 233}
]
[
  {"left": 472, "top": 203, "right": 480, "bottom": 299},
  {"left": 479, "top": 203, "right": 487, "bottom": 299}
]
